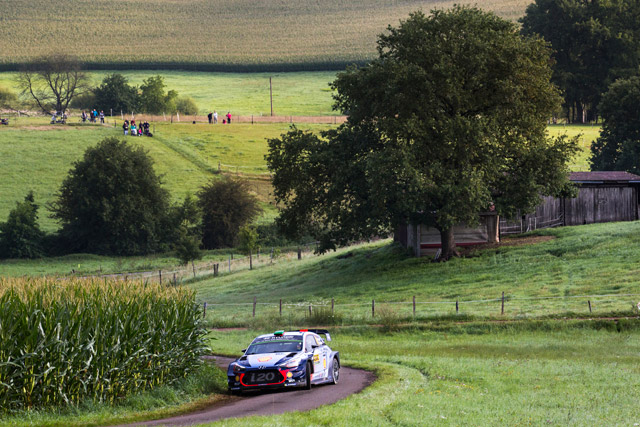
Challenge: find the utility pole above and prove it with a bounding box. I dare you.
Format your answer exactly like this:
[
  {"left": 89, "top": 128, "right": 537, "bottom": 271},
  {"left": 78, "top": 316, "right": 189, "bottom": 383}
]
[{"left": 270, "top": 77, "right": 274, "bottom": 116}]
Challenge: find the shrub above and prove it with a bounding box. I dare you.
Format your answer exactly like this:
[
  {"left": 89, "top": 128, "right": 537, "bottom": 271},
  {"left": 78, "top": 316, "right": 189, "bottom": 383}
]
[
  {"left": 93, "top": 73, "right": 139, "bottom": 113},
  {"left": 49, "top": 137, "right": 173, "bottom": 255},
  {"left": 0, "top": 191, "right": 44, "bottom": 259},
  {"left": 175, "top": 96, "right": 198, "bottom": 115},
  {"left": 0, "top": 277, "right": 209, "bottom": 412},
  {"left": 197, "top": 177, "right": 262, "bottom": 249},
  {"left": 237, "top": 225, "right": 258, "bottom": 255}
]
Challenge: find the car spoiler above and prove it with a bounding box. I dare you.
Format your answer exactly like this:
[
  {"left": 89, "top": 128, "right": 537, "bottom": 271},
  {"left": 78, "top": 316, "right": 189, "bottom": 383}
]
[{"left": 306, "top": 329, "right": 332, "bottom": 342}]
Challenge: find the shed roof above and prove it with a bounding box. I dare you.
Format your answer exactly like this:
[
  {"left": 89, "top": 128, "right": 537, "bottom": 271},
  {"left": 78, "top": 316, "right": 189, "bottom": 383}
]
[{"left": 569, "top": 171, "right": 640, "bottom": 183}]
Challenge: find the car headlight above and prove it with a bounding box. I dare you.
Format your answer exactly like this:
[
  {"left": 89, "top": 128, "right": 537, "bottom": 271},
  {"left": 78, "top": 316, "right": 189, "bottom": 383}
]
[
  {"left": 232, "top": 363, "right": 246, "bottom": 373},
  {"left": 281, "top": 359, "right": 300, "bottom": 368}
]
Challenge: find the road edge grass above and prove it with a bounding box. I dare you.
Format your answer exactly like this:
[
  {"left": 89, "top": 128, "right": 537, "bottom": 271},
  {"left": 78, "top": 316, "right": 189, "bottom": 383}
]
[{"left": 0, "top": 362, "right": 228, "bottom": 427}]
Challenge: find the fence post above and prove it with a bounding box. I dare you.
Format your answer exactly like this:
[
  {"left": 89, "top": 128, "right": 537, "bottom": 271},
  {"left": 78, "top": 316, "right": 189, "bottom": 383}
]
[
  {"left": 228, "top": 255, "right": 231, "bottom": 272},
  {"left": 249, "top": 250, "right": 253, "bottom": 270},
  {"left": 372, "top": 299, "right": 375, "bottom": 317},
  {"left": 214, "top": 263, "right": 219, "bottom": 277},
  {"left": 253, "top": 296, "right": 257, "bottom": 317},
  {"left": 297, "top": 247, "right": 301, "bottom": 260},
  {"left": 173, "top": 272, "right": 176, "bottom": 286},
  {"left": 279, "top": 299, "right": 282, "bottom": 316},
  {"left": 203, "top": 302, "right": 207, "bottom": 318},
  {"left": 413, "top": 296, "right": 416, "bottom": 316},
  {"left": 159, "top": 270, "right": 162, "bottom": 285},
  {"left": 456, "top": 300, "right": 459, "bottom": 314},
  {"left": 309, "top": 304, "right": 312, "bottom": 316},
  {"left": 501, "top": 292, "right": 505, "bottom": 315},
  {"left": 331, "top": 298, "right": 334, "bottom": 314},
  {"left": 192, "top": 261, "right": 196, "bottom": 278},
  {"left": 218, "top": 161, "right": 221, "bottom": 172},
  {"left": 271, "top": 247, "right": 274, "bottom": 264},
  {"left": 588, "top": 300, "right": 592, "bottom": 313}
]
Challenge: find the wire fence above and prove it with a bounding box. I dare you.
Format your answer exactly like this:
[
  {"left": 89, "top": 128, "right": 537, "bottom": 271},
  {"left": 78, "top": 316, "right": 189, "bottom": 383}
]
[
  {"left": 85, "top": 242, "right": 320, "bottom": 285},
  {"left": 200, "top": 292, "right": 640, "bottom": 324}
]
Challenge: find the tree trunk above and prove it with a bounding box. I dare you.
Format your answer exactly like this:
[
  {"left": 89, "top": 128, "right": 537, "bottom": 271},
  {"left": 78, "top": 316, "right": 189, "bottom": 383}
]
[{"left": 436, "top": 227, "right": 459, "bottom": 262}]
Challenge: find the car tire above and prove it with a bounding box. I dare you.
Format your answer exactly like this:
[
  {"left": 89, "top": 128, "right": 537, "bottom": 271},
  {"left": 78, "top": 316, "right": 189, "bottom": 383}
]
[
  {"left": 304, "top": 362, "right": 312, "bottom": 390},
  {"left": 331, "top": 357, "right": 340, "bottom": 384}
]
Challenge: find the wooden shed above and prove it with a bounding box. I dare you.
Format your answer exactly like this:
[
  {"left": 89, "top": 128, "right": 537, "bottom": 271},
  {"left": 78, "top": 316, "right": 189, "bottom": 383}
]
[{"left": 397, "top": 171, "right": 640, "bottom": 256}]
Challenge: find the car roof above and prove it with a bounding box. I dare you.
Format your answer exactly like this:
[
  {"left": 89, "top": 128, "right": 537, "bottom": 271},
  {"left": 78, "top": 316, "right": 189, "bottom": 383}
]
[{"left": 253, "top": 331, "right": 305, "bottom": 341}]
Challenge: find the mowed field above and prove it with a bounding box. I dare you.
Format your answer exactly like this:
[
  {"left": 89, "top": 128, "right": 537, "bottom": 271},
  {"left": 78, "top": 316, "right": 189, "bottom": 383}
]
[{"left": 0, "top": 0, "right": 532, "bottom": 70}]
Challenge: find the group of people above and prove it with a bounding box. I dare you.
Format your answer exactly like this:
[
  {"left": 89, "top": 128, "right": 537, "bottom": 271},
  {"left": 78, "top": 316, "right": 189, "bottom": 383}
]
[
  {"left": 207, "top": 111, "right": 232, "bottom": 124},
  {"left": 122, "top": 119, "right": 152, "bottom": 137},
  {"left": 82, "top": 109, "right": 105, "bottom": 124}
]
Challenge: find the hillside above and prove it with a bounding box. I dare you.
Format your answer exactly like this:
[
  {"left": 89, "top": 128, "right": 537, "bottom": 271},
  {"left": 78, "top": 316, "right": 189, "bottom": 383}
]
[
  {"left": 0, "top": 0, "right": 531, "bottom": 70},
  {"left": 191, "top": 220, "right": 640, "bottom": 324}
]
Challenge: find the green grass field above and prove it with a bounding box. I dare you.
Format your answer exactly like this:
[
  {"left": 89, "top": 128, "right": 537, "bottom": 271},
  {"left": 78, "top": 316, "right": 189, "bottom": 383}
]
[
  {"left": 191, "top": 221, "right": 640, "bottom": 325},
  {"left": 209, "top": 323, "right": 640, "bottom": 425},
  {"left": 0, "top": 1, "right": 531, "bottom": 71},
  {"left": 0, "top": 71, "right": 340, "bottom": 116},
  {"left": 0, "top": 118, "right": 337, "bottom": 232}
]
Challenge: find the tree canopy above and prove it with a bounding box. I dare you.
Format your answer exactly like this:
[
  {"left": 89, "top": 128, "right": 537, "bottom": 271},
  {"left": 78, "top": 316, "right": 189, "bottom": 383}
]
[
  {"left": 520, "top": 0, "right": 640, "bottom": 123},
  {"left": 93, "top": 73, "right": 139, "bottom": 114},
  {"left": 49, "top": 137, "right": 172, "bottom": 255},
  {"left": 0, "top": 191, "right": 44, "bottom": 259},
  {"left": 590, "top": 76, "right": 640, "bottom": 174},
  {"left": 197, "top": 177, "right": 261, "bottom": 249},
  {"left": 267, "top": 7, "right": 578, "bottom": 260}
]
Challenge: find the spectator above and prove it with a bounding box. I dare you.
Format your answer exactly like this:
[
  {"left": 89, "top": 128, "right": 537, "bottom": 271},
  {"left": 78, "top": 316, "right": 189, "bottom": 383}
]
[
  {"left": 131, "top": 123, "right": 137, "bottom": 136},
  {"left": 208, "top": 112, "right": 213, "bottom": 124},
  {"left": 226, "top": 111, "right": 232, "bottom": 124},
  {"left": 81, "top": 111, "right": 87, "bottom": 122},
  {"left": 213, "top": 110, "right": 218, "bottom": 124},
  {"left": 123, "top": 120, "right": 129, "bottom": 135},
  {"left": 99, "top": 110, "right": 105, "bottom": 124}
]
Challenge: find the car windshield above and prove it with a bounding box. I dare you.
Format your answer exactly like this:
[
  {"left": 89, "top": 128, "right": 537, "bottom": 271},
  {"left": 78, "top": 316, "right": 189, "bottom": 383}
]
[{"left": 246, "top": 339, "right": 302, "bottom": 355}]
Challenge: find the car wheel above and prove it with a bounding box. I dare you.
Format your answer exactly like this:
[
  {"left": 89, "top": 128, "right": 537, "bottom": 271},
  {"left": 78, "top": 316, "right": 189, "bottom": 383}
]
[
  {"left": 331, "top": 358, "right": 340, "bottom": 384},
  {"left": 304, "top": 362, "right": 312, "bottom": 390}
]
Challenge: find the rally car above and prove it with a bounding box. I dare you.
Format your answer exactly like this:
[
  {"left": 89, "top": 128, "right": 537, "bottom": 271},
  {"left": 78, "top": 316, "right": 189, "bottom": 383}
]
[{"left": 227, "top": 329, "right": 340, "bottom": 393}]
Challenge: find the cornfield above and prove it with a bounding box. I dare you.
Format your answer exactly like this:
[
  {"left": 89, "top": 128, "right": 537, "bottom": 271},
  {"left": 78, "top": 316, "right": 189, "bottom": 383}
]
[
  {"left": 0, "top": 277, "right": 209, "bottom": 411},
  {"left": 0, "top": 0, "right": 530, "bottom": 71}
]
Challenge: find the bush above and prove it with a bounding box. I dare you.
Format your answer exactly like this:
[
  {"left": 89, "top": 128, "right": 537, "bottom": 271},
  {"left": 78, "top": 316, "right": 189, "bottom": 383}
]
[
  {"left": 49, "top": 137, "right": 173, "bottom": 255},
  {"left": 197, "top": 177, "right": 262, "bottom": 249},
  {"left": 0, "top": 277, "right": 209, "bottom": 412},
  {"left": 175, "top": 96, "right": 198, "bottom": 115},
  {"left": 69, "top": 90, "right": 96, "bottom": 110},
  {"left": 93, "top": 73, "right": 139, "bottom": 113},
  {"left": 0, "top": 191, "right": 44, "bottom": 259}
]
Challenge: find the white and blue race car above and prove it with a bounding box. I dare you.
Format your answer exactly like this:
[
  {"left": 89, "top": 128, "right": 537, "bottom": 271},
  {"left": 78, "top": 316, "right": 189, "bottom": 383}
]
[{"left": 227, "top": 329, "right": 340, "bottom": 392}]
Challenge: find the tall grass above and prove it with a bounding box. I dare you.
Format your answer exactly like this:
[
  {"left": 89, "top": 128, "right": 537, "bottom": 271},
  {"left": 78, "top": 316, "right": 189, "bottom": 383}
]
[{"left": 0, "top": 277, "right": 209, "bottom": 412}]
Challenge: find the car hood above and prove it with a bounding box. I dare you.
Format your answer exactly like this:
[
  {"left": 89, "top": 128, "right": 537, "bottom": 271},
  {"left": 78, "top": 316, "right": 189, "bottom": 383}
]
[{"left": 241, "top": 352, "right": 297, "bottom": 368}]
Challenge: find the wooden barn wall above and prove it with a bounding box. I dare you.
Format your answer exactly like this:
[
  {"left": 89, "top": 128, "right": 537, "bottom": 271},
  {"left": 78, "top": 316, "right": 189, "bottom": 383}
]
[{"left": 564, "top": 186, "right": 637, "bottom": 226}]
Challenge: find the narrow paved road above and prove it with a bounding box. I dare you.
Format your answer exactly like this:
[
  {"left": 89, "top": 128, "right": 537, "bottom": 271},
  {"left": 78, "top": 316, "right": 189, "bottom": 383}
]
[{"left": 115, "top": 356, "right": 375, "bottom": 427}]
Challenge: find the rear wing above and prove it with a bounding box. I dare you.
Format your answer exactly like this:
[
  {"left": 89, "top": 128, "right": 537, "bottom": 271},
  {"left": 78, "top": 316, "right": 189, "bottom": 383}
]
[{"left": 306, "top": 329, "right": 332, "bottom": 342}]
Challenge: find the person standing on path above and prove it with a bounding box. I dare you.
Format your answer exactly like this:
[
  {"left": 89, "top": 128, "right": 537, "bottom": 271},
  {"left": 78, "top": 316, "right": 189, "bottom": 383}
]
[
  {"left": 99, "top": 110, "right": 105, "bottom": 124},
  {"left": 226, "top": 112, "right": 231, "bottom": 124},
  {"left": 122, "top": 120, "right": 129, "bottom": 135},
  {"left": 208, "top": 112, "right": 213, "bottom": 124},
  {"left": 213, "top": 111, "right": 218, "bottom": 124}
]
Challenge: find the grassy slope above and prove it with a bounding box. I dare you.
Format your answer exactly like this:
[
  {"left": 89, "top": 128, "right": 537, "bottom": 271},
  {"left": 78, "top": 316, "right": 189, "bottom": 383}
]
[
  {"left": 0, "top": 71, "right": 339, "bottom": 116},
  {"left": 192, "top": 221, "right": 640, "bottom": 323},
  {"left": 0, "top": 1, "right": 531, "bottom": 69},
  {"left": 210, "top": 324, "right": 640, "bottom": 426},
  {"left": 0, "top": 118, "right": 337, "bottom": 232}
]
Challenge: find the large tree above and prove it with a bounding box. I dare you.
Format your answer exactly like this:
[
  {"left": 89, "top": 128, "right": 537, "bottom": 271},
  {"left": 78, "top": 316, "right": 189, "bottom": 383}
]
[
  {"left": 93, "top": 73, "right": 139, "bottom": 114},
  {"left": 16, "top": 54, "right": 89, "bottom": 115},
  {"left": 267, "top": 7, "right": 578, "bottom": 260},
  {"left": 520, "top": 0, "right": 640, "bottom": 123},
  {"left": 590, "top": 76, "right": 640, "bottom": 173},
  {"left": 49, "top": 137, "right": 172, "bottom": 255}
]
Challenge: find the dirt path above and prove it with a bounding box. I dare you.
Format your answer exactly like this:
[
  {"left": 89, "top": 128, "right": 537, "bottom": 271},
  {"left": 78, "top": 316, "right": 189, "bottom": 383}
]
[{"left": 113, "top": 356, "right": 375, "bottom": 427}]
